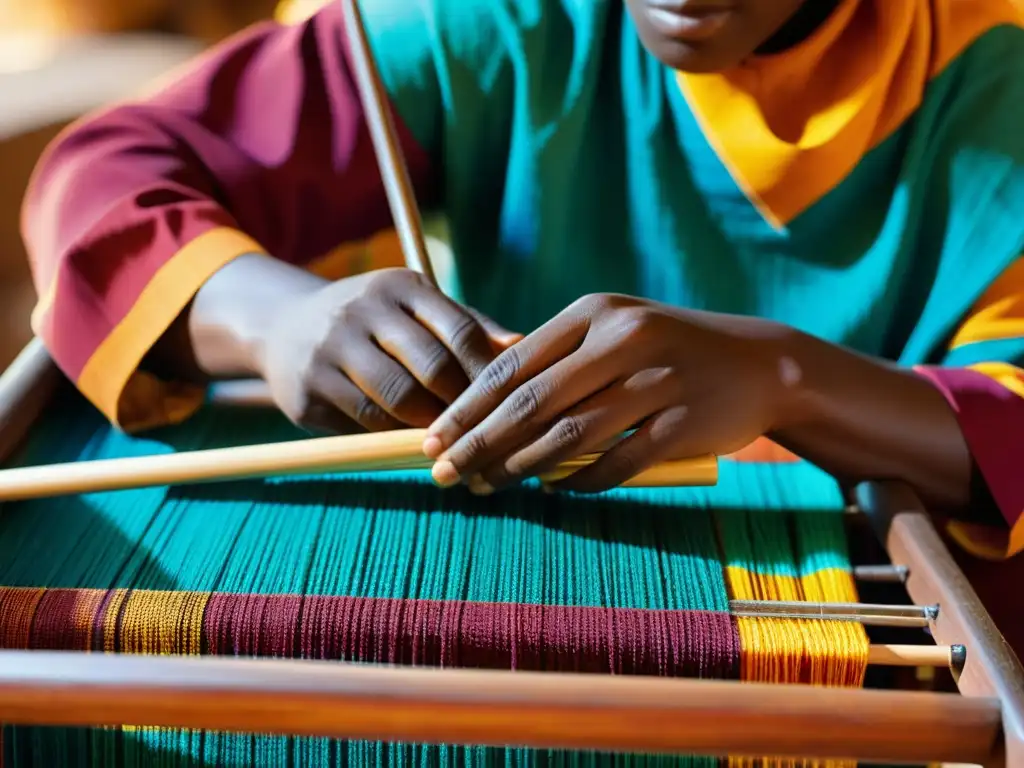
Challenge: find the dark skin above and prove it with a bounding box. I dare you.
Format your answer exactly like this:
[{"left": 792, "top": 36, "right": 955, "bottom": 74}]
[
  {"left": 626, "top": 0, "right": 809, "bottom": 73},
  {"left": 422, "top": 295, "right": 974, "bottom": 516},
  {"left": 161, "top": 253, "right": 519, "bottom": 435},
  {"left": 155, "top": 0, "right": 989, "bottom": 524}
]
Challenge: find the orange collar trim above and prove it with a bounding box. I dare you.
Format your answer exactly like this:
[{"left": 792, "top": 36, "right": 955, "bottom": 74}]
[{"left": 677, "top": 0, "right": 1023, "bottom": 229}]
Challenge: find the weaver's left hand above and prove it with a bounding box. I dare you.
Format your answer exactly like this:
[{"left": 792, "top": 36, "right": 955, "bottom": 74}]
[{"left": 422, "top": 294, "right": 801, "bottom": 494}]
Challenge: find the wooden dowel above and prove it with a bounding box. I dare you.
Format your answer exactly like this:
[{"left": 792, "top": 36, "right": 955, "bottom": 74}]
[
  {"left": 340, "top": 0, "right": 437, "bottom": 285},
  {"left": 730, "top": 600, "right": 936, "bottom": 619},
  {"left": 0, "top": 338, "right": 60, "bottom": 466},
  {"left": 0, "top": 428, "right": 717, "bottom": 501},
  {"left": 541, "top": 457, "right": 714, "bottom": 487},
  {"left": 867, "top": 644, "right": 959, "bottom": 669},
  {"left": 729, "top": 599, "right": 936, "bottom": 628},
  {"left": 0, "top": 428, "right": 427, "bottom": 500},
  {"left": 737, "top": 614, "right": 928, "bottom": 629},
  {"left": 730, "top": 603, "right": 933, "bottom": 628},
  {"left": 0, "top": 651, "right": 999, "bottom": 765},
  {"left": 862, "top": 481, "right": 1024, "bottom": 764},
  {"left": 769, "top": 614, "right": 929, "bottom": 629},
  {"left": 853, "top": 564, "right": 909, "bottom": 583}
]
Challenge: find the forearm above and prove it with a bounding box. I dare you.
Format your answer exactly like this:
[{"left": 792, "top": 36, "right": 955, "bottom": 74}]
[
  {"left": 23, "top": 2, "right": 440, "bottom": 431},
  {"left": 769, "top": 329, "right": 985, "bottom": 518}
]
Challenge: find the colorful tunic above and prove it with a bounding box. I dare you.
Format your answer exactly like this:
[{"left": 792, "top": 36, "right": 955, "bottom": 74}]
[{"left": 20, "top": 0, "right": 1024, "bottom": 559}]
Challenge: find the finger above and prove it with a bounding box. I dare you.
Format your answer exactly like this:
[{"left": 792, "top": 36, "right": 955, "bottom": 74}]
[
  {"left": 406, "top": 291, "right": 501, "bottom": 380},
  {"left": 424, "top": 310, "right": 591, "bottom": 458},
  {"left": 551, "top": 403, "right": 699, "bottom": 494},
  {"left": 310, "top": 366, "right": 404, "bottom": 432},
  {"left": 465, "top": 307, "right": 523, "bottom": 351},
  {"left": 336, "top": 337, "right": 444, "bottom": 427},
  {"left": 475, "top": 370, "right": 674, "bottom": 492},
  {"left": 293, "top": 396, "right": 356, "bottom": 436},
  {"left": 432, "top": 344, "right": 622, "bottom": 486},
  {"left": 373, "top": 316, "right": 469, "bottom": 405},
  {"left": 296, "top": 397, "right": 363, "bottom": 436}
]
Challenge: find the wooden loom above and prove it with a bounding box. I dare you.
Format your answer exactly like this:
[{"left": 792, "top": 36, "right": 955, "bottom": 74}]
[
  {"left": 2, "top": 340, "right": 1024, "bottom": 766},
  {"left": 1, "top": 0, "right": 1023, "bottom": 764}
]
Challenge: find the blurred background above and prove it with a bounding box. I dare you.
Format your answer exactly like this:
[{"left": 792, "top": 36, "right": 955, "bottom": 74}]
[{"left": 0, "top": 0, "right": 325, "bottom": 369}]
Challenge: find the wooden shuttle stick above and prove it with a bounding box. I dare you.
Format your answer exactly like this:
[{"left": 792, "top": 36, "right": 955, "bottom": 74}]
[
  {"left": 0, "top": 428, "right": 718, "bottom": 501},
  {"left": 340, "top": 0, "right": 438, "bottom": 284},
  {"left": 867, "top": 644, "right": 962, "bottom": 669}
]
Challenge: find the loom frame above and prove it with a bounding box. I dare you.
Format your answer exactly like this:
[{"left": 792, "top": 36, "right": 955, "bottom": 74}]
[{"left": 0, "top": 338, "right": 1022, "bottom": 766}]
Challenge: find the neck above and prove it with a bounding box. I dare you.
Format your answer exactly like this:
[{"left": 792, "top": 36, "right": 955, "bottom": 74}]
[{"left": 756, "top": 0, "right": 844, "bottom": 55}]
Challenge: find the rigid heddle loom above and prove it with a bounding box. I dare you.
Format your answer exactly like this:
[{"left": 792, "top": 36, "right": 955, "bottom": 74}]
[
  {"left": 0, "top": 0, "right": 1022, "bottom": 762},
  {"left": 0, "top": 355, "right": 865, "bottom": 764},
  {"left": 0, "top": 337, "right": 1020, "bottom": 766}
]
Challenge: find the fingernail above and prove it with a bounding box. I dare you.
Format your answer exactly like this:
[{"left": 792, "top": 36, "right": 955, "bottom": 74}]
[
  {"left": 422, "top": 436, "right": 444, "bottom": 459},
  {"left": 431, "top": 460, "right": 461, "bottom": 488}
]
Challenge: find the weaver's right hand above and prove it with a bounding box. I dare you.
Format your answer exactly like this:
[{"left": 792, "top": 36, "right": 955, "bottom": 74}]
[{"left": 252, "top": 265, "right": 519, "bottom": 434}]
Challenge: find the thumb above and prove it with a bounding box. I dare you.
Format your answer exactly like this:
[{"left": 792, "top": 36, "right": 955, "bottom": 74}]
[{"left": 468, "top": 308, "right": 523, "bottom": 350}]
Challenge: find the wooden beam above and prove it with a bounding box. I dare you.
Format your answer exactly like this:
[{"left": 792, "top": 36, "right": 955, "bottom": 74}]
[
  {"left": 0, "top": 337, "right": 60, "bottom": 465},
  {"left": 0, "top": 650, "right": 1002, "bottom": 765},
  {"left": 859, "top": 480, "right": 1024, "bottom": 768}
]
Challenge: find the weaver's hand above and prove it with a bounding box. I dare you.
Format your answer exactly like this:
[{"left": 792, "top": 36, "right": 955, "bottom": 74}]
[
  {"left": 256, "top": 267, "right": 518, "bottom": 434},
  {"left": 421, "top": 294, "right": 800, "bottom": 493}
]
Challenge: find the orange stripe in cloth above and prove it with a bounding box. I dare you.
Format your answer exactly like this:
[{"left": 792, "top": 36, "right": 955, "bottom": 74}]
[
  {"left": 115, "top": 589, "right": 212, "bottom": 656},
  {"left": 0, "top": 588, "right": 46, "bottom": 649}
]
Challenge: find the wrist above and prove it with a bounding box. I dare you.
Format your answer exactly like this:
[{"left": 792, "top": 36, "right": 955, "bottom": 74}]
[
  {"left": 762, "top": 330, "right": 975, "bottom": 508},
  {"left": 739, "top": 320, "right": 817, "bottom": 433},
  {"left": 763, "top": 326, "right": 856, "bottom": 433},
  {"left": 189, "top": 253, "right": 327, "bottom": 379}
]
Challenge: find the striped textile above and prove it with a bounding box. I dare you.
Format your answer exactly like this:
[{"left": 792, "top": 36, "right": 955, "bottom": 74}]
[{"left": 0, "top": 396, "right": 867, "bottom": 766}]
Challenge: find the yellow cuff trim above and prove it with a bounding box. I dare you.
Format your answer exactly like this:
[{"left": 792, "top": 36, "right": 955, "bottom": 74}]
[
  {"left": 76, "top": 227, "right": 265, "bottom": 431},
  {"left": 306, "top": 229, "right": 406, "bottom": 281},
  {"left": 966, "top": 362, "right": 1024, "bottom": 398},
  {"left": 951, "top": 258, "right": 1024, "bottom": 349},
  {"left": 1010, "top": 517, "right": 1024, "bottom": 559},
  {"left": 946, "top": 518, "right": 1024, "bottom": 561}
]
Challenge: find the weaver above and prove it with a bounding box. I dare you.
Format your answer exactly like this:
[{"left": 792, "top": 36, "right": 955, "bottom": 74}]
[{"left": 4, "top": 0, "right": 1024, "bottom": 764}]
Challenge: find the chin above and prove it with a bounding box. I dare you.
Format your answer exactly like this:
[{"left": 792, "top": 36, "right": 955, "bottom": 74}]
[{"left": 625, "top": 0, "right": 750, "bottom": 73}]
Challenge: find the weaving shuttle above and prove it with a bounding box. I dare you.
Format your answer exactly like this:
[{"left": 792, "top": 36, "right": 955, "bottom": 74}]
[{"left": 0, "top": 429, "right": 718, "bottom": 501}]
